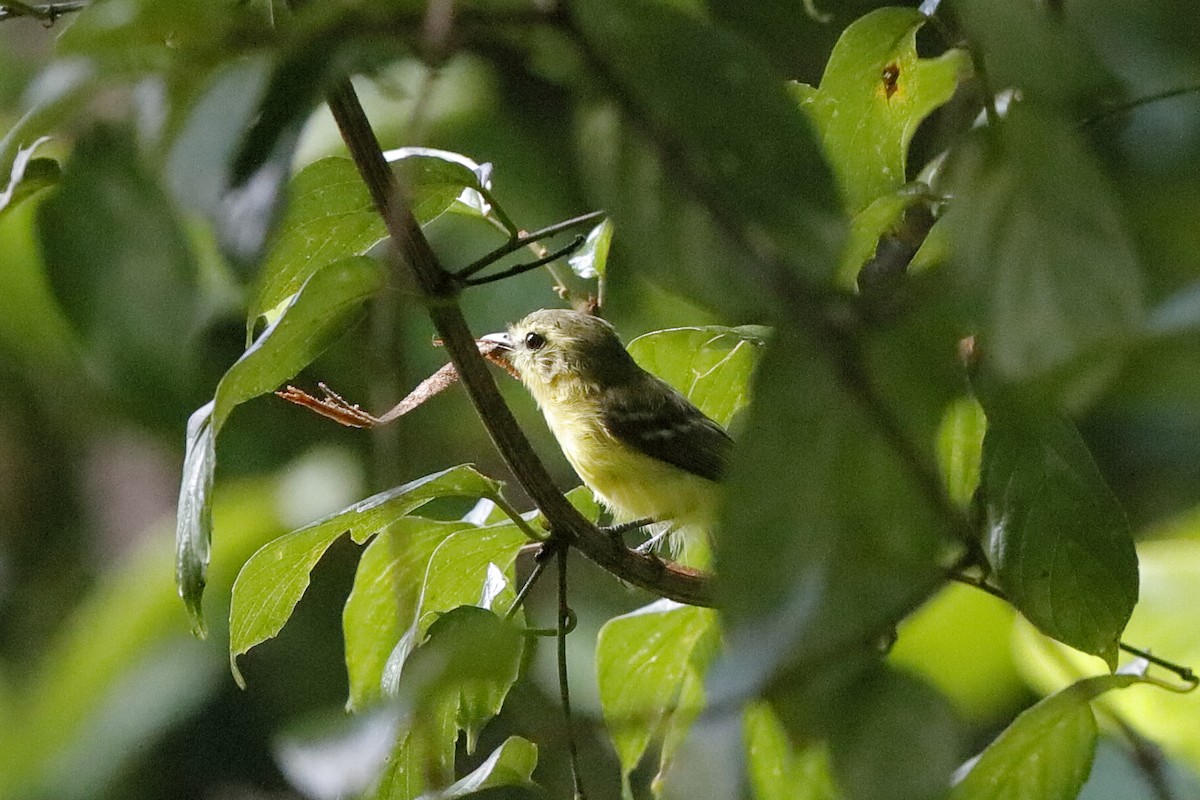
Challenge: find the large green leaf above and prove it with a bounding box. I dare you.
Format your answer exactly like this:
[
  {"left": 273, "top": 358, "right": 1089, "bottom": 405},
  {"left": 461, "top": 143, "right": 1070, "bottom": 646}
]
[
  {"left": 627, "top": 326, "right": 767, "bottom": 427},
  {"left": 176, "top": 256, "right": 385, "bottom": 632},
  {"left": 596, "top": 600, "right": 718, "bottom": 785},
  {"left": 214, "top": 256, "right": 383, "bottom": 430},
  {"left": 372, "top": 607, "right": 523, "bottom": 800},
  {"left": 343, "top": 518, "right": 475, "bottom": 712},
  {"left": 712, "top": 321, "right": 951, "bottom": 699},
  {"left": 250, "top": 157, "right": 388, "bottom": 326},
  {"left": 949, "top": 675, "right": 1147, "bottom": 800},
  {"left": 979, "top": 397, "right": 1138, "bottom": 668},
  {"left": 228, "top": 466, "right": 501, "bottom": 685},
  {"left": 791, "top": 7, "right": 968, "bottom": 212},
  {"left": 946, "top": 105, "right": 1143, "bottom": 386},
  {"left": 250, "top": 151, "right": 486, "bottom": 327},
  {"left": 570, "top": 0, "right": 841, "bottom": 289}
]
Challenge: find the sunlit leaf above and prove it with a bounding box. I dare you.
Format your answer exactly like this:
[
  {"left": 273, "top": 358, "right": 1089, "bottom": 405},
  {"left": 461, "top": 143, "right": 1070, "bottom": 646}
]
[
  {"left": 937, "top": 397, "right": 987, "bottom": 509},
  {"left": 176, "top": 403, "right": 216, "bottom": 635},
  {"left": 424, "top": 736, "right": 537, "bottom": 798},
  {"left": 979, "top": 396, "right": 1138, "bottom": 667},
  {"left": 596, "top": 600, "right": 718, "bottom": 782},
  {"left": 250, "top": 157, "right": 388, "bottom": 326},
  {"left": 791, "top": 7, "right": 968, "bottom": 212},
  {"left": 229, "top": 466, "right": 502, "bottom": 684},
  {"left": 1013, "top": 535, "right": 1200, "bottom": 774},
  {"left": 627, "top": 326, "right": 768, "bottom": 427},
  {"left": 344, "top": 519, "right": 474, "bottom": 712},
  {"left": 568, "top": 218, "right": 614, "bottom": 280},
  {"left": 0, "top": 135, "right": 58, "bottom": 219},
  {"left": 214, "top": 256, "right": 384, "bottom": 430},
  {"left": 949, "top": 675, "right": 1149, "bottom": 800}
]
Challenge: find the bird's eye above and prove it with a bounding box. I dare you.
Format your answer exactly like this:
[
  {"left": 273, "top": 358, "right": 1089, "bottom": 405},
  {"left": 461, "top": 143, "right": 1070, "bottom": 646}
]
[{"left": 524, "top": 331, "right": 546, "bottom": 351}]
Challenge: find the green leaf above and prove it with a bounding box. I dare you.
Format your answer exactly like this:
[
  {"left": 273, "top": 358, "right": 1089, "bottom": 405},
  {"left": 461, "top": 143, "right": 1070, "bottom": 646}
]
[
  {"left": 371, "top": 521, "right": 530, "bottom": 738},
  {"left": 743, "top": 703, "right": 839, "bottom": 800},
  {"left": 229, "top": 466, "right": 502, "bottom": 685},
  {"left": 175, "top": 402, "right": 216, "bottom": 635},
  {"left": 713, "top": 321, "right": 951, "bottom": 699},
  {"left": 571, "top": 0, "right": 841, "bottom": 288},
  {"left": 373, "top": 607, "right": 523, "bottom": 800},
  {"left": 1012, "top": 537, "right": 1200, "bottom": 771},
  {"left": 250, "top": 151, "right": 483, "bottom": 327},
  {"left": 979, "top": 397, "right": 1138, "bottom": 667},
  {"left": 567, "top": 218, "right": 614, "bottom": 280},
  {"left": 387, "top": 149, "right": 489, "bottom": 224},
  {"left": 626, "top": 325, "right": 767, "bottom": 427},
  {"left": 214, "top": 255, "right": 384, "bottom": 431},
  {"left": 596, "top": 600, "right": 718, "bottom": 781},
  {"left": 946, "top": 105, "right": 1144, "bottom": 386},
  {"left": 344, "top": 518, "right": 475, "bottom": 712},
  {"left": 791, "top": 8, "right": 968, "bottom": 212},
  {"left": 937, "top": 397, "right": 987, "bottom": 509},
  {"left": 424, "top": 736, "right": 538, "bottom": 799},
  {"left": 250, "top": 157, "right": 388, "bottom": 326},
  {"left": 176, "top": 255, "right": 384, "bottom": 631},
  {"left": 950, "top": 675, "right": 1146, "bottom": 800}
]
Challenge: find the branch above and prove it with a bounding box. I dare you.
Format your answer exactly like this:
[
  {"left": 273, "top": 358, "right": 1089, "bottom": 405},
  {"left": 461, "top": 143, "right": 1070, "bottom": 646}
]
[
  {"left": 947, "top": 572, "right": 1198, "bottom": 687},
  {"left": 0, "top": 1, "right": 86, "bottom": 22},
  {"left": 322, "top": 78, "right": 714, "bottom": 608}
]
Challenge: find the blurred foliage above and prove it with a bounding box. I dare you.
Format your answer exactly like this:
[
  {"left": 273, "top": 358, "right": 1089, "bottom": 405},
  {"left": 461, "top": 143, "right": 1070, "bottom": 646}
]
[{"left": 2, "top": 1, "right": 1200, "bottom": 800}]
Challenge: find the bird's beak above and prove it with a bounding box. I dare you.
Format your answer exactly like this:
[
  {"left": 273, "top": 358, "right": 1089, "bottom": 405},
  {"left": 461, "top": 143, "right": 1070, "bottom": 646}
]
[
  {"left": 476, "top": 331, "right": 520, "bottom": 378},
  {"left": 478, "top": 331, "right": 512, "bottom": 352}
]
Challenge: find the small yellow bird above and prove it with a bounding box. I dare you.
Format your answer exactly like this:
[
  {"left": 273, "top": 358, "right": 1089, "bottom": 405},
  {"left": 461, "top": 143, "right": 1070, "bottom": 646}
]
[{"left": 486, "top": 309, "right": 732, "bottom": 566}]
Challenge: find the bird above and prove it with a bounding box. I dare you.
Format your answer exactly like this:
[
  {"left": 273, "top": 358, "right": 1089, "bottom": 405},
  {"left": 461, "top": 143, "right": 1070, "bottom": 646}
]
[{"left": 484, "top": 308, "right": 733, "bottom": 566}]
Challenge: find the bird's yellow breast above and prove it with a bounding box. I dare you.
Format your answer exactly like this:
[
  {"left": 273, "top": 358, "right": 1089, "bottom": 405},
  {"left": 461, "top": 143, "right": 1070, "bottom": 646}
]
[{"left": 537, "top": 392, "right": 718, "bottom": 532}]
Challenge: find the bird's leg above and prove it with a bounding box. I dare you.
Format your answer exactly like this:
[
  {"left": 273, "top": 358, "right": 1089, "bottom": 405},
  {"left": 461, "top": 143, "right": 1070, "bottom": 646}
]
[{"left": 633, "top": 527, "right": 672, "bottom": 555}]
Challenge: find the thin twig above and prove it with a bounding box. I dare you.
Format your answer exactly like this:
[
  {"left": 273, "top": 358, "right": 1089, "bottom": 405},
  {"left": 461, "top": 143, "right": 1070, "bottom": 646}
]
[
  {"left": 947, "top": 571, "right": 1199, "bottom": 686},
  {"left": 505, "top": 553, "right": 550, "bottom": 622},
  {"left": 557, "top": 545, "right": 588, "bottom": 800},
  {"left": 0, "top": 0, "right": 86, "bottom": 22},
  {"left": 1082, "top": 82, "right": 1200, "bottom": 128},
  {"left": 455, "top": 209, "right": 607, "bottom": 280},
  {"left": 462, "top": 235, "right": 586, "bottom": 287}
]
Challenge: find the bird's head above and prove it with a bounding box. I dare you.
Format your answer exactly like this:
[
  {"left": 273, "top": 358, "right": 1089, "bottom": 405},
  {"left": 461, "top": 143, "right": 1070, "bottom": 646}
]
[{"left": 482, "top": 309, "right": 638, "bottom": 401}]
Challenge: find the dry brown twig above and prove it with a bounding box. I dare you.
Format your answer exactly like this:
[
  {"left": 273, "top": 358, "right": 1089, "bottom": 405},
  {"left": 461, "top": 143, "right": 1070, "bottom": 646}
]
[{"left": 277, "top": 338, "right": 515, "bottom": 428}]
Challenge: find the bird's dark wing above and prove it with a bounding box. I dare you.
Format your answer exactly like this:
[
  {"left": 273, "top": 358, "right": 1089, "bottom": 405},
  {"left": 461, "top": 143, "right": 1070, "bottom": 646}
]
[{"left": 601, "top": 380, "right": 734, "bottom": 482}]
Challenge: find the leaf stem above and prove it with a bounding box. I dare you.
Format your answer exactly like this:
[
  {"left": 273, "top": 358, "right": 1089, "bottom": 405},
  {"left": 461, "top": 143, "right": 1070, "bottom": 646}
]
[
  {"left": 947, "top": 571, "right": 1199, "bottom": 687},
  {"left": 557, "top": 545, "right": 588, "bottom": 800}
]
